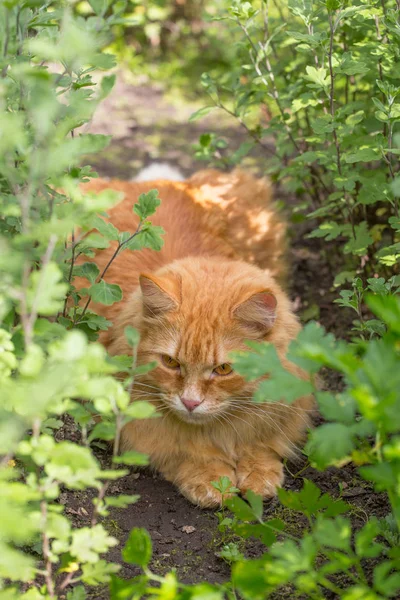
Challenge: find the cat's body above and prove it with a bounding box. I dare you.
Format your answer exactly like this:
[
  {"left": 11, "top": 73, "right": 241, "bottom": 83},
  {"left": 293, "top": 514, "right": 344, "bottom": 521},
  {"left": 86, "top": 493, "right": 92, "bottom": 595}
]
[{"left": 76, "top": 169, "right": 313, "bottom": 507}]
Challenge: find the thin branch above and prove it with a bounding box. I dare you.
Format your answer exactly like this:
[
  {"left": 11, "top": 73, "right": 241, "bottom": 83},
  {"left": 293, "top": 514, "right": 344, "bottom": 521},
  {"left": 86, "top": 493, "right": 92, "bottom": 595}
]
[
  {"left": 20, "top": 235, "right": 58, "bottom": 349},
  {"left": 1, "top": 10, "right": 10, "bottom": 78},
  {"left": 214, "top": 99, "right": 274, "bottom": 155},
  {"left": 62, "top": 230, "right": 76, "bottom": 318},
  {"left": 328, "top": 11, "right": 356, "bottom": 238},
  {"left": 76, "top": 223, "right": 143, "bottom": 323},
  {"left": 41, "top": 500, "right": 55, "bottom": 599}
]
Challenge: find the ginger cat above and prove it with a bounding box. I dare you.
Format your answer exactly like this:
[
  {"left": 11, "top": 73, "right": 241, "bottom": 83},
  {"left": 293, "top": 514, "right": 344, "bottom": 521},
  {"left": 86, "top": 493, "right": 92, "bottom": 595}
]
[{"left": 76, "top": 169, "right": 313, "bottom": 507}]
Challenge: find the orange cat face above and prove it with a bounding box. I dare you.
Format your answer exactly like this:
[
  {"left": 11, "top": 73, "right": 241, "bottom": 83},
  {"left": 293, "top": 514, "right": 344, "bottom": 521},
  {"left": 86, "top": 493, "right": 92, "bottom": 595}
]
[{"left": 135, "top": 258, "right": 285, "bottom": 424}]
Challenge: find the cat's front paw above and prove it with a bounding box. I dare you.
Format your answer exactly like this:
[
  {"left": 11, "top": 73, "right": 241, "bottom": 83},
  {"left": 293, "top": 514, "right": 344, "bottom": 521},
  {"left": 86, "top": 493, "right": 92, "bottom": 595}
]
[
  {"left": 237, "top": 460, "right": 284, "bottom": 498},
  {"left": 179, "top": 480, "right": 227, "bottom": 508}
]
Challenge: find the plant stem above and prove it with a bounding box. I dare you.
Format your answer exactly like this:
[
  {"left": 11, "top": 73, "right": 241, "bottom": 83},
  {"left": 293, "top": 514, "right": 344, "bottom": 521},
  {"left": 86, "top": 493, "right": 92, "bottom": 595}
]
[
  {"left": 76, "top": 223, "right": 143, "bottom": 323},
  {"left": 328, "top": 11, "right": 356, "bottom": 239},
  {"left": 214, "top": 99, "right": 274, "bottom": 155},
  {"left": 1, "top": 9, "right": 10, "bottom": 78},
  {"left": 62, "top": 231, "right": 76, "bottom": 318},
  {"left": 41, "top": 500, "right": 55, "bottom": 599},
  {"left": 20, "top": 234, "right": 58, "bottom": 349}
]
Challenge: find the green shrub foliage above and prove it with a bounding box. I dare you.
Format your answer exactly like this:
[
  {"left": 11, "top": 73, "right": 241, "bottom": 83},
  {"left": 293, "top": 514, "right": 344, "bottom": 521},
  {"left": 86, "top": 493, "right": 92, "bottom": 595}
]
[{"left": 1, "top": 1, "right": 400, "bottom": 599}]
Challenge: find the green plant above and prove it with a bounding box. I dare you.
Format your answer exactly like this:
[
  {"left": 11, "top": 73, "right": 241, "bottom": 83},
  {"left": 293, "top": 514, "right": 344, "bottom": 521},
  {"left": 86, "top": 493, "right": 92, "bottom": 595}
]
[
  {"left": 211, "top": 477, "right": 245, "bottom": 564},
  {"left": 0, "top": 2, "right": 163, "bottom": 597},
  {"left": 2, "top": 1, "right": 400, "bottom": 599},
  {"left": 194, "top": 0, "right": 400, "bottom": 289}
]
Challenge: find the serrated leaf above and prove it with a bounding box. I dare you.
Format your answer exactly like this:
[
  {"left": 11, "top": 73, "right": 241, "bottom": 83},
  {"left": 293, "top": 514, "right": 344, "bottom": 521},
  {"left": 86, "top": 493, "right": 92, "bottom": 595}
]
[
  {"left": 308, "top": 221, "right": 343, "bottom": 241},
  {"left": 134, "top": 190, "right": 161, "bottom": 220},
  {"left": 314, "top": 516, "right": 351, "bottom": 550},
  {"left": 122, "top": 528, "right": 152, "bottom": 567},
  {"left": 306, "top": 423, "right": 355, "bottom": 468},
  {"left": 28, "top": 263, "right": 68, "bottom": 315},
  {"left": 73, "top": 262, "right": 100, "bottom": 284},
  {"left": 139, "top": 224, "right": 165, "bottom": 251},
  {"left": 344, "top": 147, "right": 381, "bottom": 163},
  {"left": 70, "top": 525, "right": 117, "bottom": 563},
  {"left": 225, "top": 496, "right": 257, "bottom": 521},
  {"left": 355, "top": 518, "right": 385, "bottom": 559},
  {"left": 89, "top": 280, "right": 123, "bottom": 305},
  {"left": 91, "top": 215, "right": 120, "bottom": 241},
  {"left": 344, "top": 222, "right": 373, "bottom": 256}
]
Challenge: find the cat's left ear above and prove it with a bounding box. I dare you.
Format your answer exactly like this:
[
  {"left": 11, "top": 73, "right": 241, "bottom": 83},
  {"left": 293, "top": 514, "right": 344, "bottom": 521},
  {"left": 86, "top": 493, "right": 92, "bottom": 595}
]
[{"left": 233, "top": 291, "right": 277, "bottom": 335}]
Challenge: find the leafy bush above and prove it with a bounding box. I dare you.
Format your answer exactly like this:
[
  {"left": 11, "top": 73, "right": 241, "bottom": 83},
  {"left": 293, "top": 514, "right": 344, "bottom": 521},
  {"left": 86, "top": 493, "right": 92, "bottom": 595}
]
[
  {"left": 1, "top": 1, "right": 400, "bottom": 599},
  {"left": 194, "top": 0, "right": 400, "bottom": 294},
  {"left": 0, "top": 1, "right": 163, "bottom": 597}
]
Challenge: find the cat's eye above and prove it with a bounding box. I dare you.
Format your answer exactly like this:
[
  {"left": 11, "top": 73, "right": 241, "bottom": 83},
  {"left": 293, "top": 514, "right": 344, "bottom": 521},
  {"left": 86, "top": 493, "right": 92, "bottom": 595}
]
[
  {"left": 161, "top": 354, "right": 180, "bottom": 370},
  {"left": 213, "top": 363, "right": 233, "bottom": 376}
]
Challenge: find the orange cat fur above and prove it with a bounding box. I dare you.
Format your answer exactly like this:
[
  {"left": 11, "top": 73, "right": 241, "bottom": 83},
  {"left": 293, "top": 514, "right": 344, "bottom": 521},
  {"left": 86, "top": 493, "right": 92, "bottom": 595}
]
[{"left": 75, "top": 169, "right": 313, "bottom": 507}]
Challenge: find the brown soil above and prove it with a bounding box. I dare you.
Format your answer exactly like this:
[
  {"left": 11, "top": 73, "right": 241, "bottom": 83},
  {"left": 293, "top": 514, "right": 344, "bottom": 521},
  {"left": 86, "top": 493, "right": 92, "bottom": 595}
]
[{"left": 58, "top": 71, "right": 389, "bottom": 598}]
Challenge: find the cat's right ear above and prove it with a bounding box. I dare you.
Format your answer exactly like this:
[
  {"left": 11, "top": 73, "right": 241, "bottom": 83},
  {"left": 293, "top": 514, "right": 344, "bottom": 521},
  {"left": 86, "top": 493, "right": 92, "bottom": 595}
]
[
  {"left": 233, "top": 290, "right": 277, "bottom": 336},
  {"left": 139, "top": 274, "right": 178, "bottom": 316}
]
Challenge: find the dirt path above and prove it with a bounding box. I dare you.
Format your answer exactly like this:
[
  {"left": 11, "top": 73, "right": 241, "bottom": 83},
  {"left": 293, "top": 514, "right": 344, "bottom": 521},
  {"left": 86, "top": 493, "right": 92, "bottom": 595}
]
[{"left": 60, "top": 71, "right": 389, "bottom": 598}]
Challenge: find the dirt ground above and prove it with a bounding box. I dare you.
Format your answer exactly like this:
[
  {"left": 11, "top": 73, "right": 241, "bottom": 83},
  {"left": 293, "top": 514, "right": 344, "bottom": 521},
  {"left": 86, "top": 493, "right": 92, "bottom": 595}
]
[{"left": 59, "top": 71, "right": 389, "bottom": 598}]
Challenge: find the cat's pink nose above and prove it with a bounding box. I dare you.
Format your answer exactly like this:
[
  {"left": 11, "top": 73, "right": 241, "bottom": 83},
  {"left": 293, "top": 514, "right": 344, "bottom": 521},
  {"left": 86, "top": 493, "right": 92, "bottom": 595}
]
[{"left": 181, "top": 397, "right": 202, "bottom": 412}]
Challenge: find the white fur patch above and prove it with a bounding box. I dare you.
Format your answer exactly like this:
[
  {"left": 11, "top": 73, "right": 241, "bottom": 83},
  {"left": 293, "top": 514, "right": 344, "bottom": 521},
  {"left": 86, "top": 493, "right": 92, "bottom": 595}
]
[{"left": 134, "top": 163, "right": 185, "bottom": 182}]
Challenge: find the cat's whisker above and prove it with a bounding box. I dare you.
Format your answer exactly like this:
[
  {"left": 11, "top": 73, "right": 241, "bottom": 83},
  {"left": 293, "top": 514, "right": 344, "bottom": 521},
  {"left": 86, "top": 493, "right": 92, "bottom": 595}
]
[
  {"left": 131, "top": 381, "right": 162, "bottom": 391},
  {"left": 223, "top": 405, "right": 303, "bottom": 454},
  {"left": 214, "top": 412, "right": 245, "bottom": 445},
  {"left": 229, "top": 401, "right": 311, "bottom": 431}
]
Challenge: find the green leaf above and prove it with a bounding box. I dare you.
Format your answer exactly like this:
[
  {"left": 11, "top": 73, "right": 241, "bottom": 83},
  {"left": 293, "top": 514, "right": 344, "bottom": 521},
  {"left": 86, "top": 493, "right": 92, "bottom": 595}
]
[
  {"left": 28, "top": 263, "right": 68, "bottom": 315},
  {"left": 124, "top": 326, "right": 140, "bottom": 348},
  {"left": 317, "top": 392, "right": 356, "bottom": 425},
  {"left": 306, "top": 423, "right": 355, "bottom": 469},
  {"left": 113, "top": 451, "right": 149, "bottom": 466},
  {"left": 245, "top": 490, "right": 263, "bottom": 521},
  {"left": 255, "top": 367, "right": 313, "bottom": 404},
  {"left": 81, "top": 313, "right": 112, "bottom": 332},
  {"left": 70, "top": 524, "right": 118, "bottom": 563},
  {"left": 339, "top": 53, "right": 369, "bottom": 76},
  {"left": 139, "top": 224, "right": 165, "bottom": 251},
  {"left": 67, "top": 586, "right": 87, "bottom": 600},
  {"left": 134, "top": 190, "right": 161, "bottom": 220},
  {"left": 355, "top": 518, "right": 385, "bottom": 559},
  {"left": 105, "top": 495, "right": 140, "bottom": 508},
  {"left": 189, "top": 106, "right": 217, "bottom": 122},
  {"left": 122, "top": 528, "right": 152, "bottom": 567},
  {"left": 288, "top": 321, "right": 338, "bottom": 373},
  {"left": 305, "top": 66, "right": 330, "bottom": 88},
  {"left": 311, "top": 115, "right": 334, "bottom": 134},
  {"left": 314, "top": 517, "right": 351, "bottom": 551},
  {"left": 99, "top": 74, "right": 116, "bottom": 98},
  {"left": 344, "top": 222, "right": 373, "bottom": 256},
  {"left": 231, "top": 341, "right": 272, "bottom": 380},
  {"left": 344, "top": 148, "right": 381, "bottom": 163},
  {"left": 91, "top": 215, "right": 120, "bottom": 241},
  {"left": 73, "top": 262, "right": 100, "bottom": 284},
  {"left": 81, "top": 560, "right": 120, "bottom": 585},
  {"left": 278, "top": 479, "right": 349, "bottom": 518},
  {"left": 308, "top": 221, "right": 343, "bottom": 241},
  {"left": 123, "top": 401, "right": 157, "bottom": 420},
  {"left": 373, "top": 561, "right": 400, "bottom": 597},
  {"left": 367, "top": 294, "right": 400, "bottom": 334},
  {"left": 225, "top": 496, "right": 257, "bottom": 521},
  {"left": 232, "top": 342, "right": 313, "bottom": 403},
  {"left": 89, "top": 281, "right": 123, "bottom": 305},
  {"left": 88, "top": 421, "right": 116, "bottom": 442}
]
